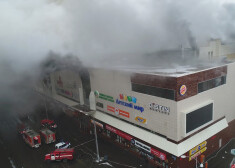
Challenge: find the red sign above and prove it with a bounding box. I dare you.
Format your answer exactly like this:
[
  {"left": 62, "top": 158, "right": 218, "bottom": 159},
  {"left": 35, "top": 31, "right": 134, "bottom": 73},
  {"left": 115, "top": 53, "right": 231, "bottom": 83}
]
[
  {"left": 107, "top": 105, "right": 130, "bottom": 118},
  {"left": 180, "top": 85, "right": 187, "bottom": 96},
  {"left": 151, "top": 148, "right": 166, "bottom": 160},
  {"left": 231, "top": 164, "right": 235, "bottom": 168},
  {"left": 106, "top": 125, "right": 133, "bottom": 141}
]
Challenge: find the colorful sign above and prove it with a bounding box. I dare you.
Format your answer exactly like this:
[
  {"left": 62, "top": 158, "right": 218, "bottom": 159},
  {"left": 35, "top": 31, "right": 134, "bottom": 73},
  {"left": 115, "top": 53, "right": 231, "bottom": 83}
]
[
  {"left": 116, "top": 99, "right": 144, "bottom": 113},
  {"left": 151, "top": 148, "right": 166, "bottom": 161},
  {"left": 189, "top": 147, "right": 207, "bottom": 161},
  {"left": 149, "top": 103, "right": 170, "bottom": 114},
  {"left": 180, "top": 85, "right": 187, "bottom": 96},
  {"left": 135, "top": 116, "right": 147, "bottom": 124},
  {"left": 107, "top": 105, "right": 130, "bottom": 118},
  {"left": 119, "top": 94, "right": 137, "bottom": 103},
  {"left": 95, "top": 91, "right": 114, "bottom": 102},
  {"left": 105, "top": 125, "right": 133, "bottom": 141},
  {"left": 189, "top": 141, "right": 207, "bottom": 156}
]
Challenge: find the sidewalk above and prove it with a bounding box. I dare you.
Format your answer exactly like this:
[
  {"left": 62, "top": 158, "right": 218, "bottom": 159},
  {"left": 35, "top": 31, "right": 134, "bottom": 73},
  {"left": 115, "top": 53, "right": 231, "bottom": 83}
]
[{"left": 207, "top": 138, "right": 235, "bottom": 168}]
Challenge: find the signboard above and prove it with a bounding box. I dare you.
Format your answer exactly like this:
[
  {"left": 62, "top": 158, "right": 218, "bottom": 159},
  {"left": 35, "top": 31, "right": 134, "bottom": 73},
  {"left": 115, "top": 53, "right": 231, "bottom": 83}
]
[
  {"left": 189, "top": 141, "right": 207, "bottom": 156},
  {"left": 95, "top": 91, "right": 114, "bottom": 102},
  {"left": 54, "top": 71, "right": 80, "bottom": 102},
  {"left": 149, "top": 103, "right": 170, "bottom": 115},
  {"left": 231, "top": 164, "right": 235, "bottom": 168},
  {"left": 116, "top": 99, "right": 144, "bottom": 113},
  {"left": 106, "top": 125, "right": 133, "bottom": 141},
  {"left": 119, "top": 94, "right": 137, "bottom": 103},
  {"left": 151, "top": 148, "right": 166, "bottom": 161},
  {"left": 135, "top": 116, "right": 147, "bottom": 124},
  {"left": 107, "top": 105, "right": 130, "bottom": 118},
  {"left": 132, "top": 139, "right": 151, "bottom": 153},
  {"left": 189, "top": 147, "right": 207, "bottom": 161},
  {"left": 180, "top": 85, "right": 187, "bottom": 96}
]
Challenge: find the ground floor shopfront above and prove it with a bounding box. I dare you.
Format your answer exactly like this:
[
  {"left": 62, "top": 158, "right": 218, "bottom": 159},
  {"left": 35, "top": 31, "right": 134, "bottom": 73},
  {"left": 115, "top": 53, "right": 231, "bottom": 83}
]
[
  {"left": 47, "top": 95, "right": 235, "bottom": 168},
  {"left": 84, "top": 117, "right": 235, "bottom": 168}
]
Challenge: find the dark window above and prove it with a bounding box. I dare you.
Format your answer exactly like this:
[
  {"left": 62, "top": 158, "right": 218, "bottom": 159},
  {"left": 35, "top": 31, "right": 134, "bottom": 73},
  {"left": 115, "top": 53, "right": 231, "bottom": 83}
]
[
  {"left": 198, "top": 76, "right": 226, "bottom": 93},
  {"left": 96, "top": 102, "right": 103, "bottom": 108},
  {"left": 132, "top": 83, "right": 175, "bottom": 100},
  {"left": 186, "top": 103, "right": 213, "bottom": 133}
]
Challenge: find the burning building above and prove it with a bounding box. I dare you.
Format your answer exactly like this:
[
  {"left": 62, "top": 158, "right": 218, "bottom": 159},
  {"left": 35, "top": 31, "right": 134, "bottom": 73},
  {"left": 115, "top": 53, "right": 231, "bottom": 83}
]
[{"left": 37, "top": 58, "right": 235, "bottom": 167}]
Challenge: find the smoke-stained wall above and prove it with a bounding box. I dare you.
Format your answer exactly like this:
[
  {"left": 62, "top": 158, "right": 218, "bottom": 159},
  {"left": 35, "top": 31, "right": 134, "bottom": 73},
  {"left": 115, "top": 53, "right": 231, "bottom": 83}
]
[{"left": 53, "top": 70, "right": 82, "bottom": 103}]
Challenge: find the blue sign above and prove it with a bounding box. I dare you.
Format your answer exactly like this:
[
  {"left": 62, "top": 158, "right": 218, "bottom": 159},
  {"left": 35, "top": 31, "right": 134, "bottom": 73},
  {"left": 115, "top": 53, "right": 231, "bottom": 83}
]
[{"left": 116, "top": 99, "right": 144, "bottom": 113}]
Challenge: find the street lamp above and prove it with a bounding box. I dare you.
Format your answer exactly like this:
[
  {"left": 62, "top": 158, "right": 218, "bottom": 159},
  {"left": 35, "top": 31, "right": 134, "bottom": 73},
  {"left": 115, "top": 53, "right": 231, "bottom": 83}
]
[
  {"left": 85, "top": 112, "right": 101, "bottom": 163},
  {"left": 180, "top": 155, "right": 204, "bottom": 168}
]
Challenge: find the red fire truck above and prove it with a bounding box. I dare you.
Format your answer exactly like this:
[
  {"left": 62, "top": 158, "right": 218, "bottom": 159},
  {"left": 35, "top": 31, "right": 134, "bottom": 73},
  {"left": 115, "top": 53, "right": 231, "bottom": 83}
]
[
  {"left": 40, "top": 128, "right": 56, "bottom": 144},
  {"left": 22, "top": 129, "right": 41, "bottom": 148},
  {"left": 45, "top": 148, "right": 74, "bottom": 162}
]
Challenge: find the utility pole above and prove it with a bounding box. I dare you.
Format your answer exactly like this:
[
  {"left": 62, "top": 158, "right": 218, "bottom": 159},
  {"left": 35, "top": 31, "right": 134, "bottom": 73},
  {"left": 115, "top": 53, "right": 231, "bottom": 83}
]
[{"left": 93, "top": 121, "right": 100, "bottom": 162}]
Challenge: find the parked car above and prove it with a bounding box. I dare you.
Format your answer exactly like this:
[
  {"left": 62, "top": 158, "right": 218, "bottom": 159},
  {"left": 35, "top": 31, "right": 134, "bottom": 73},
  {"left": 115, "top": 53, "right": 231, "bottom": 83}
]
[
  {"left": 55, "top": 141, "right": 71, "bottom": 149},
  {"left": 41, "top": 119, "right": 57, "bottom": 129}
]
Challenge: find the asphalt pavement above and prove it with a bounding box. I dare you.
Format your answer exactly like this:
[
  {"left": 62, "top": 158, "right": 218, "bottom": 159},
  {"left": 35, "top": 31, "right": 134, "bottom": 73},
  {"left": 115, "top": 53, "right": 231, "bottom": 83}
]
[{"left": 0, "top": 105, "right": 150, "bottom": 168}]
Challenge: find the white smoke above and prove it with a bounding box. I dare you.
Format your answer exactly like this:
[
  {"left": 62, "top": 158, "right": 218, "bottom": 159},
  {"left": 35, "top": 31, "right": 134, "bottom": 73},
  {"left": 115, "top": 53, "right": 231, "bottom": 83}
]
[{"left": 0, "top": 0, "right": 235, "bottom": 67}]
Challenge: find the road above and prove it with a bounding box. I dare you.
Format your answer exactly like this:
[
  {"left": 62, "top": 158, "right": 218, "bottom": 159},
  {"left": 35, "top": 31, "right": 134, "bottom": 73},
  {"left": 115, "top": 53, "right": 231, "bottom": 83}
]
[
  {"left": 0, "top": 105, "right": 150, "bottom": 168},
  {"left": 0, "top": 102, "right": 234, "bottom": 168}
]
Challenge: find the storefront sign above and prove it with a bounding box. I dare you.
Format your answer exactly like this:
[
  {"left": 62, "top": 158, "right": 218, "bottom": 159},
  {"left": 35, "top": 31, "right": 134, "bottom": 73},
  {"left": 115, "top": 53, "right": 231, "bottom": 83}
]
[
  {"left": 189, "top": 147, "right": 207, "bottom": 161},
  {"left": 95, "top": 91, "right": 114, "bottom": 102},
  {"left": 180, "top": 85, "right": 187, "bottom": 96},
  {"left": 149, "top": 103, "right": 170, "bottom": 114},
  {"left": 91, "top": 120, "right": 103, "bottom": 129},
  {"left": 151, "top": 148, "right": 166, "bottom": 161},
  {"left": 119, "top": 94, "right": 137, "bottom": 103},
  {"left": 107, "top": 105, "right": 130, "bottom": 118},
  {"left": 132, "top": 139, "right": 151, "bottom": 153},
  {"left": 106, "top": 125, "right": 133, "bottom": 141},
  {"left": 189, "top": 141, "right": 207, "bottom": 156},
  {"left": 116, "top": 99, "right": 144, "bottom": 113},
  {"left": 135, "top": 116, "right": 147, "bottom": 124}
]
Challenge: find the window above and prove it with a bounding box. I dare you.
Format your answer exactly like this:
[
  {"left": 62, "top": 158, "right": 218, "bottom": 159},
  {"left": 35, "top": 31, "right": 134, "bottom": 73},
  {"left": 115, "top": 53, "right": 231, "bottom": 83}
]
[
  {"left": 186, "top": 103, "right": 213, "bottom": 133},
  {"left": 132, "top": 83, "right": 175, "bottom": 100},
  {"left": 198, "top": 76, "right": 226, "bottom": 93}
]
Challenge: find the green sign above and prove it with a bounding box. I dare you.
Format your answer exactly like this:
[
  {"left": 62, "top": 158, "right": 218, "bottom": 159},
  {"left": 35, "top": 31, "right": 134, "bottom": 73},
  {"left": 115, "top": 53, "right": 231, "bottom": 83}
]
[{"left": 99, "top": 93, "right": 114, "bottom": 102}]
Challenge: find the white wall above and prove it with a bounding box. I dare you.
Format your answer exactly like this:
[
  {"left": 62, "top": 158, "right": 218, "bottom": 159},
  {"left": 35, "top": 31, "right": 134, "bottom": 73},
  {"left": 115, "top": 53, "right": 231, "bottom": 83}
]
[
  {"left": 90, "top": 68, "right": 178, "bottom": 140},
  {"left": 177, "top": 62, "right": 235, "bottom": 141}
]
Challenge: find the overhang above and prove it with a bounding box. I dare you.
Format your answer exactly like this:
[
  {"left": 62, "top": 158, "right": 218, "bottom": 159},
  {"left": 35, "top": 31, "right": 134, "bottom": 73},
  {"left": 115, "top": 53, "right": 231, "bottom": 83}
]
[{"left": 94, "top": 111, "right": 228, "bottom": 157}]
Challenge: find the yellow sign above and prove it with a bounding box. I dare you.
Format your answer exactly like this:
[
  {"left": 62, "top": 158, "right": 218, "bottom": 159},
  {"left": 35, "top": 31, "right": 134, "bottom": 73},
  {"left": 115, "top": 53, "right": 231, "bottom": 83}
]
[
  {"left": 189, "top": 147, "right": 207, "bottom": 161},
  {"left": 135, "top": 116, "right": 147, "bottom": 124},
  {"left": 189, "top": 141, "right": 207, "bottom": 156}
]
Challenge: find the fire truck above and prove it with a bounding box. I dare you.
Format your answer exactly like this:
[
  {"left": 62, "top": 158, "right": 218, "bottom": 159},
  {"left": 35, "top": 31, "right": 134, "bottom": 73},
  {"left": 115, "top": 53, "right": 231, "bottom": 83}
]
[
  {"left": 40, "top": 128, "right": 56, "bottom": 144},
  {"left": 22, "top": 129, "right": 41, "bottom": 148},
  {"left": 45, "top": 148, "right": 74, "bottom": 162}
]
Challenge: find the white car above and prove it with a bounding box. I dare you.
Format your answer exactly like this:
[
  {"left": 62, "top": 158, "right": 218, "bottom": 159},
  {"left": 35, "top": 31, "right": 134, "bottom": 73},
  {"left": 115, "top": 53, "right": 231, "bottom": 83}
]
[{"left": 55, "top": 141, "right": 71, "bottom": 149}]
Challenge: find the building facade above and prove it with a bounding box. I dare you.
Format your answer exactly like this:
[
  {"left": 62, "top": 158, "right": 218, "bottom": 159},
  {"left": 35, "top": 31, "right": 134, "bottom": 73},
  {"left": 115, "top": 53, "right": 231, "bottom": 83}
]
[
  {"left": 199, "top": 39, "right": 235, "bottom": 61},
  {"left": 37, "top": 62, "right": 235, "bottom": 168}
]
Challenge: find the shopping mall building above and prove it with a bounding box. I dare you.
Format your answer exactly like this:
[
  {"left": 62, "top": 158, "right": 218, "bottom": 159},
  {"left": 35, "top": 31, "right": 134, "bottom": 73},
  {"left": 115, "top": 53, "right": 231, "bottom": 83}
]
[{"left": 37, "top": 61, "right": 235, "bottom": 168}]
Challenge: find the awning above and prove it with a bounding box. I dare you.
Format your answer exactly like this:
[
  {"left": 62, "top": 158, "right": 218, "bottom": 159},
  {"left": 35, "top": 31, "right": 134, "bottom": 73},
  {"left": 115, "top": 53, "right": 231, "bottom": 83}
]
[{"left": 93, "top": 111, "right": 228, "bottom": 157}]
